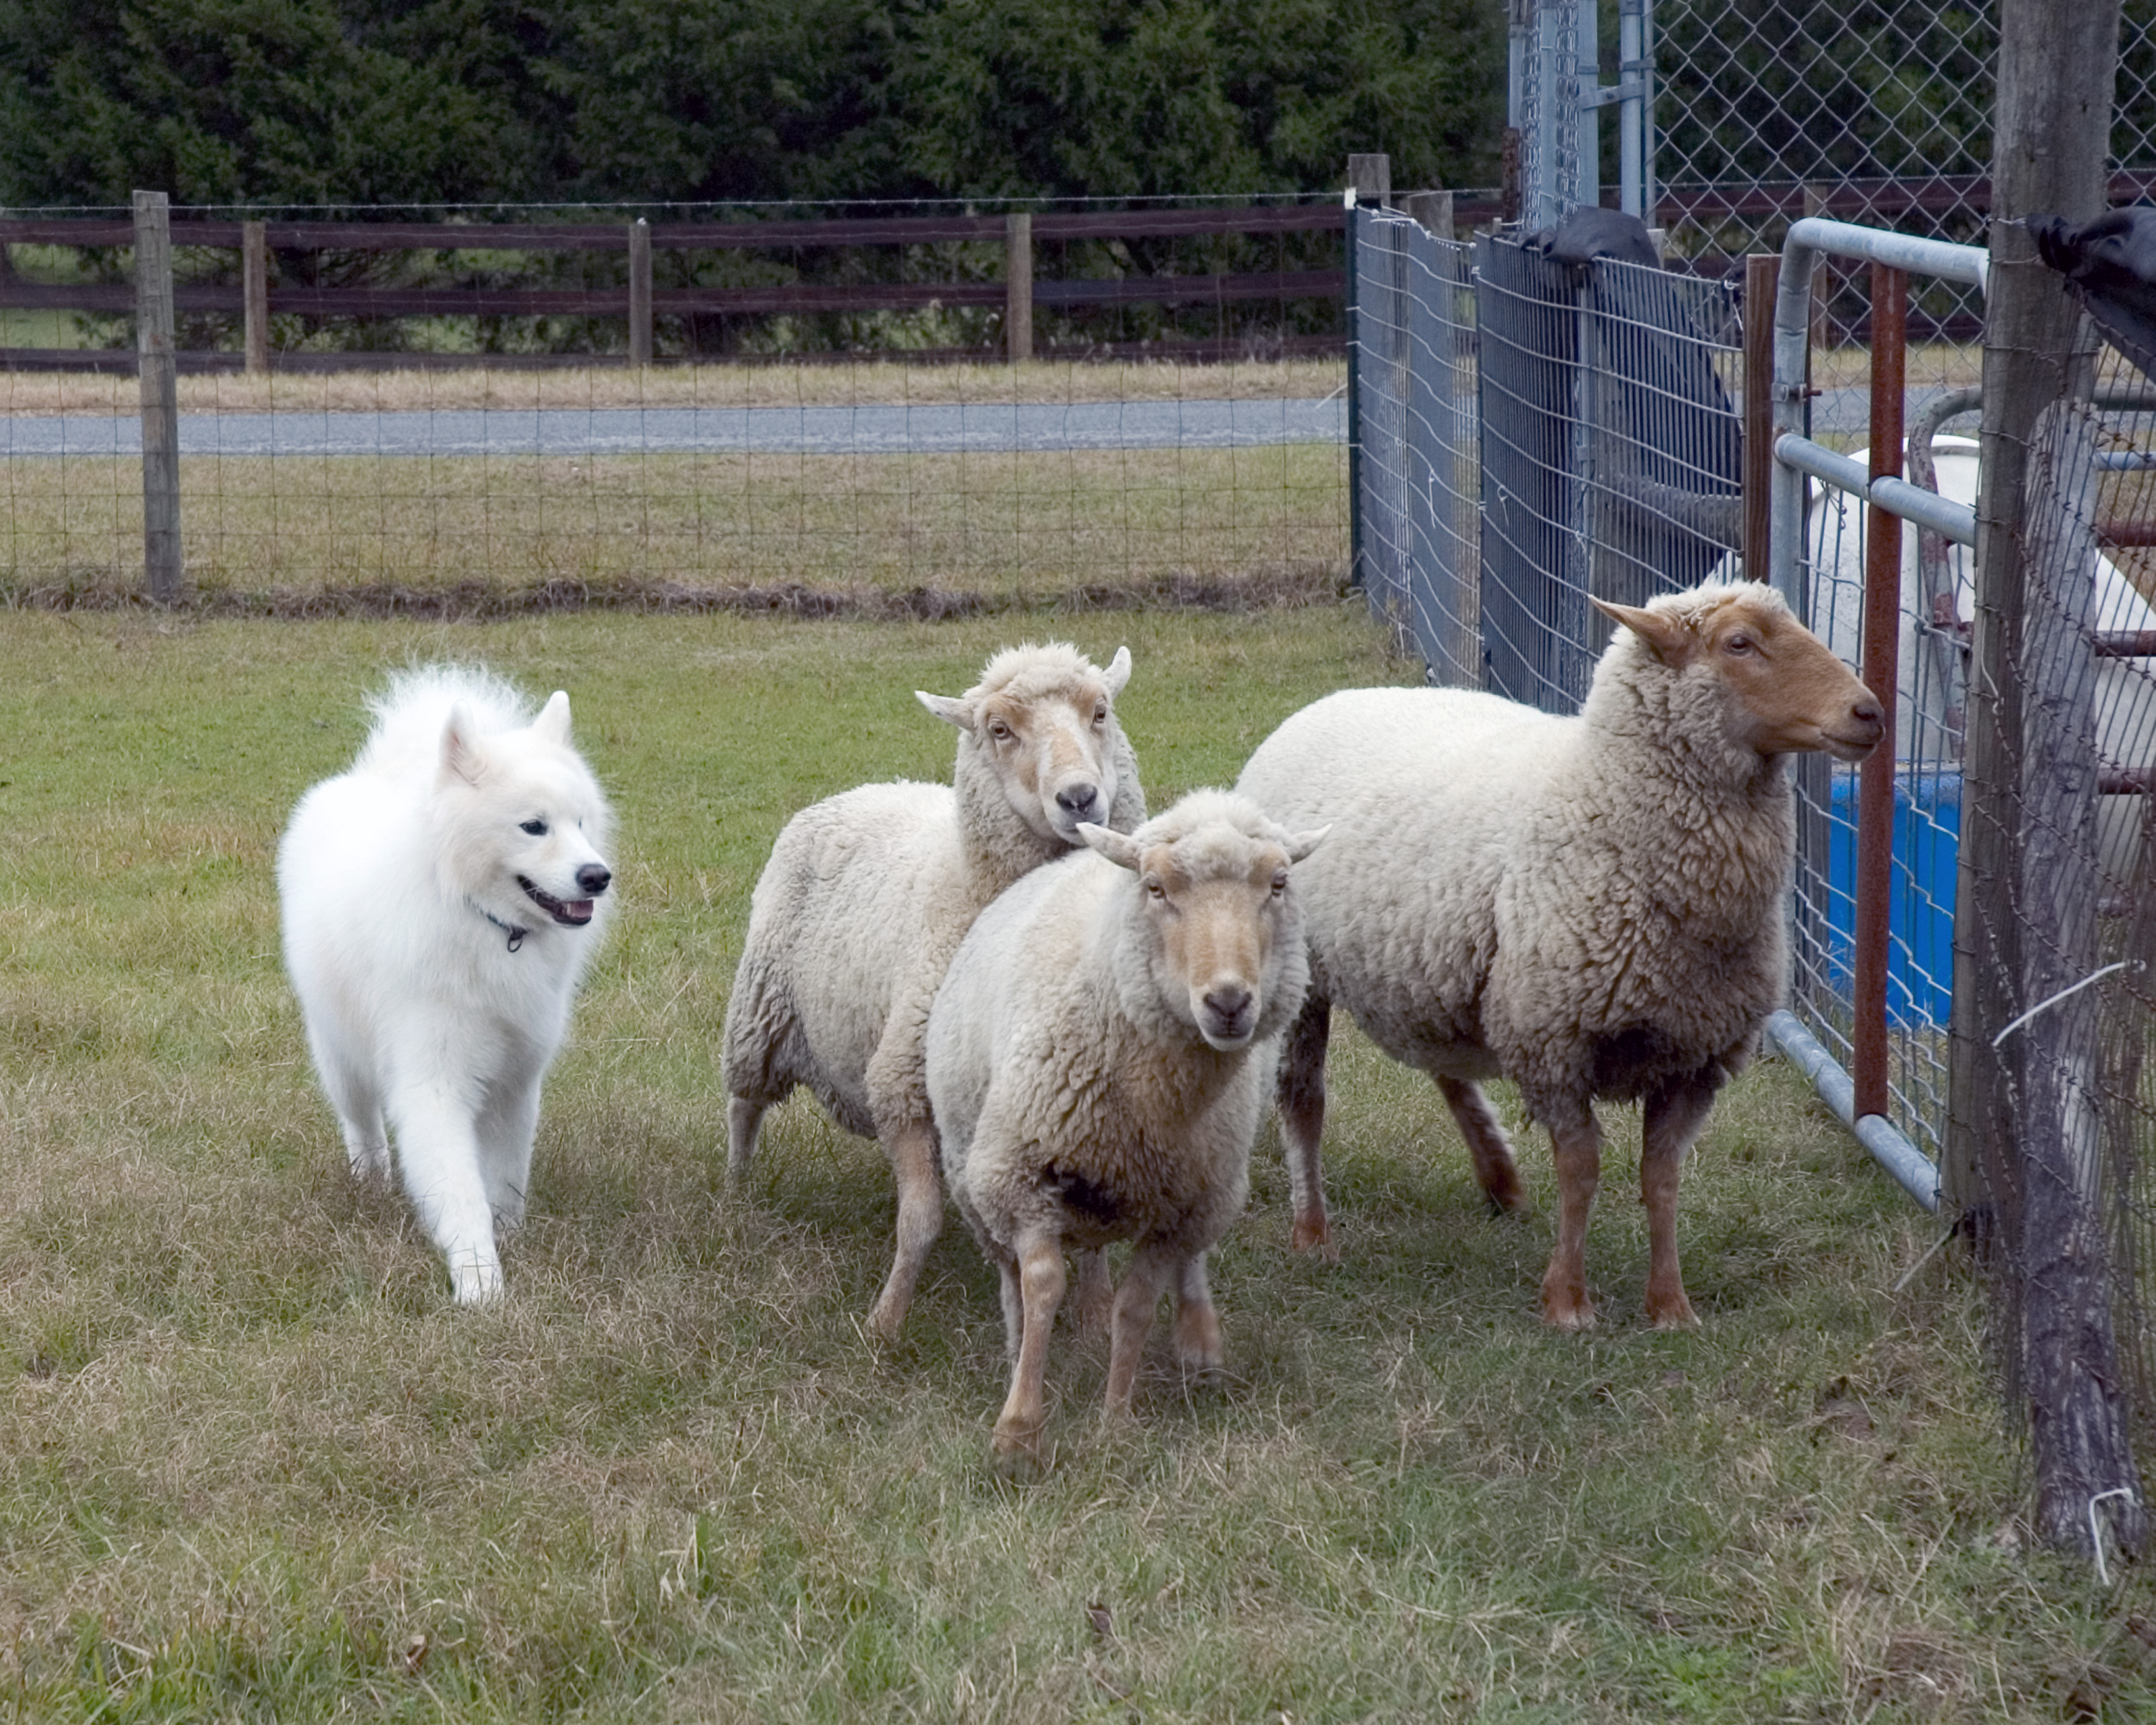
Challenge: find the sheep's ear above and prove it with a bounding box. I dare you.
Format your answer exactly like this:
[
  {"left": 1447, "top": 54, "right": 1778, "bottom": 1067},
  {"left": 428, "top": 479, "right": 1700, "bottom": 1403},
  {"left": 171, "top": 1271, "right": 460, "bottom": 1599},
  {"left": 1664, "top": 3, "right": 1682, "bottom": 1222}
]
[
  {"left": 916, "top": 690, "right": 975, "bottom": 732},
  {"left": 1077, "top": 822, "right": 1143, "bottom": 872},
  {"left": 1591, "top": 595, "right": 1692, "bottom": 665},
  {"left": 440, "top": 702, "right": 485, "bottom": 786},
  {"left": 533, "top": 690, "right": 572, "bottom": 745},
  {"left": 1101, "top": 645, "right": 1132, "bottom": 697},
  {"left": 1282, "top": 824, "right": 1331, "bottom": 865}
]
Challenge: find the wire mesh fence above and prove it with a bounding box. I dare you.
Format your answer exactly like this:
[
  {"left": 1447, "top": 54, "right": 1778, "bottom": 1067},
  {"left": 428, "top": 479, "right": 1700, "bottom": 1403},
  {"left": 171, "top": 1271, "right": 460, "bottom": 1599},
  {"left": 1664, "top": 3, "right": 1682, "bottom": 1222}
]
[
  {"left": 0, "top": 200, "right": 1358, "bottom": 610},
  {"left": 1348, "top": 207, "right": 1480, "bottom": 680}
]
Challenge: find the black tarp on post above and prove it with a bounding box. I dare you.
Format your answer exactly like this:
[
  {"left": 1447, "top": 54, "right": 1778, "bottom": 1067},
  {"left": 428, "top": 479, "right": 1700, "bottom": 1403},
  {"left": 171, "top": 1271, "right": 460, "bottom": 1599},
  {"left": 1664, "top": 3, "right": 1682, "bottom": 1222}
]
[{"left": 1475, "top": 210, "right": 1741, "bottom": 712}]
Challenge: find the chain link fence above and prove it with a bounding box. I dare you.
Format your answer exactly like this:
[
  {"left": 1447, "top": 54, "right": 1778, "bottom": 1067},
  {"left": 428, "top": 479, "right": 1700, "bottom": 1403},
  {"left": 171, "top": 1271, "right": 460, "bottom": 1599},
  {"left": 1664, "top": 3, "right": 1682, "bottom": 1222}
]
[{"left": 1421, "top": 4, "right": 2156, "bottom": 1513}]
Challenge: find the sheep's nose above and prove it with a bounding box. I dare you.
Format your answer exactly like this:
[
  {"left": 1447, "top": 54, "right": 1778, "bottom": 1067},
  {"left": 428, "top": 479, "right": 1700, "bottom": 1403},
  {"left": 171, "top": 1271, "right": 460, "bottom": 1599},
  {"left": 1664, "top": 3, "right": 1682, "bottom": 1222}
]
[
  {"left": 1203, "top": 984, "right": 1253, "bottom": 1026},
  {"left": 1056, "top": 783, "right": 1100, "bottom": 820},
  {"left": 576, "top": 863, "right": 612, "bottom": 896},
  {"left": 1851, "top": 694, "right": 1885, "bottom": 732}
]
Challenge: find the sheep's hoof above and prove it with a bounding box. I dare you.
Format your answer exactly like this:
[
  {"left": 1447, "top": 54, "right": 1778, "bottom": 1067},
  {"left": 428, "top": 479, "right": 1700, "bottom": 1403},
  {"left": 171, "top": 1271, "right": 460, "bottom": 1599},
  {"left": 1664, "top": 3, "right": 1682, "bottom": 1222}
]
[
  {"left": 1541, "top": 1298, "right": 1597, "bottom": 1331},
  {"left": 991, "top": 1430, "right": 1051, "bottom": 1483},
  {"left": 1289, "top": 1218, "right": 1338, "bottom": 1264},
  {"left": 864, "top": 1298, "right": 908, "bottom": 1348},
  {"left": 1647, "top": 1297, "right": 1700, "bottom": 1331}
]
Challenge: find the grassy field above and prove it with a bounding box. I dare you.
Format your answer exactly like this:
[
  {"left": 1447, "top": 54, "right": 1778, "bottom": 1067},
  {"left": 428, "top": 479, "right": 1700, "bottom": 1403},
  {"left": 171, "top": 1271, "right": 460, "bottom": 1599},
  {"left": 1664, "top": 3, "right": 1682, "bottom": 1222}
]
[
  {"left": 0, "top": 359, "right": 1348, "bottom": 418},
  {"left": 1, "top": 602, "right": 2152, "bottom": 1722},
  {"left": 0, "top": 445, "right": 1347, "bottom": 607}
]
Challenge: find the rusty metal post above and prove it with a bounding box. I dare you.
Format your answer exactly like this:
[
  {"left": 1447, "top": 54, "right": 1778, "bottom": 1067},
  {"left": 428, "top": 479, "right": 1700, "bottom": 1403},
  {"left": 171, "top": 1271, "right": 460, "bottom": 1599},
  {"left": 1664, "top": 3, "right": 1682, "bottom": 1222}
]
[
  {"left": 1853, "top": 262, "right": 1907, "bottom": 1121},
  {"left": 1742, "top": 253, "right": 1778, "bottom": 584}
]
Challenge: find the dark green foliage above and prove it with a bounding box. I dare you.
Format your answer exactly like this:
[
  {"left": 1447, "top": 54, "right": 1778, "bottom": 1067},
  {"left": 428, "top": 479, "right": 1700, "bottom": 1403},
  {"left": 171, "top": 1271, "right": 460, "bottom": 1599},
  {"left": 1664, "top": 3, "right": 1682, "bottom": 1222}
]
[
  {"left": 0, "top": 1, "right": 543, "bottom": 208},
  {"left": 894, "top": 0, "right": 1502, "bottom": 198},
  {"left": 0, "top": 0, "right": 1504, "bottom": 209}
]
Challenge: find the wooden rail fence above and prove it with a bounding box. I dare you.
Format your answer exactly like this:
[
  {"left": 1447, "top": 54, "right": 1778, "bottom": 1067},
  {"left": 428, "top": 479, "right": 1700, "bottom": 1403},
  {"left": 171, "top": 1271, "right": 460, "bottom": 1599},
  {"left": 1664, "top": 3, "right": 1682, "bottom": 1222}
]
[{"left": 0, "top": 198, "right": 1506, "bottom": 373}]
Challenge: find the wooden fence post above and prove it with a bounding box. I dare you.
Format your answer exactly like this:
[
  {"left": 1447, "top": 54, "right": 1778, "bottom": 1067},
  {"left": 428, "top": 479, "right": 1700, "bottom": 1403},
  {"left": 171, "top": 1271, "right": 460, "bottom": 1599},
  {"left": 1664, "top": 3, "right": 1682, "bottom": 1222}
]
[
  {"left": 1402, "top": 190, "right": 1454, "bottom": 242},
  {"left": 134, "top": 190, "right": 182, "bottom": 605},
  {"left": 2015, "top": 398, "right": 2147, "bottom": 1561},
  {"left": 1958, "top": 0, "right": 2134, "bottom": 1562},
  {"left": 242, "top": 219, "right": 268, "bottom": 375},
  {"left": 629, "top": 218, "right": 653, "bottom": 368},
  {"left": 1005, "top": 213, "right": 1032, "bottom": 364},
  {"left": 1348, "top": 154, "right": 1391, "bottom": 209}
]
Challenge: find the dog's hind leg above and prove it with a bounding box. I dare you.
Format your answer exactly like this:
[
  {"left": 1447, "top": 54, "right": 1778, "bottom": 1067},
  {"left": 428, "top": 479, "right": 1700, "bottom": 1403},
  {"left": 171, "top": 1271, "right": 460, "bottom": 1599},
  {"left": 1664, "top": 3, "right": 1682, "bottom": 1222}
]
[
  {"left": 387, "top": 1085, "right": 501, "bottom": 1303},
  {"left": 313, "top": 1042, "right": 389, "bottom": 1181},
  {"left": 476, "top": 1076, "right": 542, "bottom": 1232}
]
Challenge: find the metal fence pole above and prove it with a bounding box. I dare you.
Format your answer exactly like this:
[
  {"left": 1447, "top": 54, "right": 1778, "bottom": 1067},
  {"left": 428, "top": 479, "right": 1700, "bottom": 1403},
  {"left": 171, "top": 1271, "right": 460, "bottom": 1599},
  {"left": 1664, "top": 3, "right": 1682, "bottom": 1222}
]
[
  {"left": 1345, "top": 156, "right": 1390, "bottom": 593},
  {"left": 133, "top": 190, "right": 182, "bottom": 605}
]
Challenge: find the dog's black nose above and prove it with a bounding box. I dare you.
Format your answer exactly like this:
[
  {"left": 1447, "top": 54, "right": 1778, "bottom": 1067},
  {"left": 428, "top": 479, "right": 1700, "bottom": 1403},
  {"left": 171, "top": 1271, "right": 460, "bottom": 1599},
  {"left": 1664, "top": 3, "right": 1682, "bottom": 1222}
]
[{"left": 576, "top": 864, "right": 612, "bottom": 896}]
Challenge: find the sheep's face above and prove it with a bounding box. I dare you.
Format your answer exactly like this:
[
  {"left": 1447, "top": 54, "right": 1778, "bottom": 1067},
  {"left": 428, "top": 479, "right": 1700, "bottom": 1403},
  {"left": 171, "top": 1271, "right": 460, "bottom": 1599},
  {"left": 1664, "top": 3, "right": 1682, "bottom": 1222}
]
[
  {"left": 1085, "top": 812, "right": 1327, "bottom": 1052},
  {"left": 1595, "top": 590, "right": 1886, "bottom": 763},
  {"left": 920, "top": 645, "right": 1132, "bottom": 844}
]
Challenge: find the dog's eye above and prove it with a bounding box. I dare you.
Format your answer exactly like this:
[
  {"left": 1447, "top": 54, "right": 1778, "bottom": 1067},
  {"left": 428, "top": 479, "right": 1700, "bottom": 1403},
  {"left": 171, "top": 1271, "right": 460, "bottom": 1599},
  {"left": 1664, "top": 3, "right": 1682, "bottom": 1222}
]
[{"left": 520, "top": 819, "right": 548, "bottom": 836}]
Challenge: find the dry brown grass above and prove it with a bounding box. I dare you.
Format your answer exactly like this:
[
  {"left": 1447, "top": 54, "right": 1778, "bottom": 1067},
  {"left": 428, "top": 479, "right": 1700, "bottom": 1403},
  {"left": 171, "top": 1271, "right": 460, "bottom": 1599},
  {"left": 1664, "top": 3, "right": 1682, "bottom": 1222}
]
[{"left": 1, "top": 443, "right": 1349, "bottom": 604}]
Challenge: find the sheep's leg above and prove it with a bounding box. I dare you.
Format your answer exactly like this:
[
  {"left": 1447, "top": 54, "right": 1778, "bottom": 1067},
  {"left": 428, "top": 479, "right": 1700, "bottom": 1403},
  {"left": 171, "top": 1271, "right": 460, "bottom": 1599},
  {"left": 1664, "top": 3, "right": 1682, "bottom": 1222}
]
[
  {"left": 1171, "top": 1255, "right": 1224, "bottom": 1381},
  {"left": 1276, "top": 994, "right": 1335, "bottom": 1256},
  {"left": 992, "top": 1231, "right": 1067, "bottom": 1469},
  {"left": 1641, "top": 1075, "right": 1718, "bottom": 1330},
  {"left": 725, "top": 1095, "right": 767, "bottom": 1188},
  {"left": 1104, "top": 1242, "right": 1177, "bottom": 1417},
  {"left": 1539, "top": 1108, "right": 1602, "bottom": 1330},
  {"left": 866, "top": 1122, "right": 941, "bottom": 1343},
  {"left": 1437, "top": 1075, "right": 1524, "bottom": 1212},
  {"left": 1071, "top": 1248, "right": 1112, "bottom": 1339}
]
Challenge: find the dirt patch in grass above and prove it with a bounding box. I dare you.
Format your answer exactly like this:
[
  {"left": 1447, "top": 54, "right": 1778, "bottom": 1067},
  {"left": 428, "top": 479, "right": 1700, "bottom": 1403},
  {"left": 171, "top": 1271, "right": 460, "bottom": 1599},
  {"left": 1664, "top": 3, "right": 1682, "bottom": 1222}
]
[{"left": 1, "top": 560, "right": 1348, "bottom": 622}]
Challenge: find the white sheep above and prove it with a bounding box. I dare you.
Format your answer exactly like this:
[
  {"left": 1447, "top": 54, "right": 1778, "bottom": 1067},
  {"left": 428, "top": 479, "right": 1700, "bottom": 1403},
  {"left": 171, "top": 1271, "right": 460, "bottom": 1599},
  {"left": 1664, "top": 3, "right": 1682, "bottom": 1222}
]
[
  {"left": 1236, "top": 580, "right": 1884, "bottom": 1329},
  {"left": 926, "top": 789, "right": 1327, "bottom": 1472},
  {"left": 722, "top": 642, "right": 1146, "bottom": 1340}
]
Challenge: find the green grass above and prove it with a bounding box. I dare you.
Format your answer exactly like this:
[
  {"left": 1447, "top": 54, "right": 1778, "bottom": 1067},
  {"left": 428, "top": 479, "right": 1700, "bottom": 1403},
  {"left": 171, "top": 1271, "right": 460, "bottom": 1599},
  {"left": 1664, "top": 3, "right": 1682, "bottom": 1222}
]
[{"left": 1, "top": 604, "right": 2151, "bottom": 1721}]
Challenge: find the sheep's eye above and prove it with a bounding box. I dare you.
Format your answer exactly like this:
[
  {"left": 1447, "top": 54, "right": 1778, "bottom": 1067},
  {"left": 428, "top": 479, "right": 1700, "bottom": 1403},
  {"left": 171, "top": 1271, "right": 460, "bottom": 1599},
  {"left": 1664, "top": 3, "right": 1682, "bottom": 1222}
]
[
  {"left": 1093, "top": 703, "right": 1108, "bottom": 726},
  {"left": 1725, "top": 634, "right": 1755, "bottom": 656},
  {"left": 520, "top": 818, "right": 548, "bottom": 836},
  {"left": 1145, "top": 877, "right": 1166, "bottom": 901},
  {"left": 1271, "top": 870, "right": 1289, "bottom": 896},
  {"left": 988, "top": 719, "right": 1013, "bottom": 741}
]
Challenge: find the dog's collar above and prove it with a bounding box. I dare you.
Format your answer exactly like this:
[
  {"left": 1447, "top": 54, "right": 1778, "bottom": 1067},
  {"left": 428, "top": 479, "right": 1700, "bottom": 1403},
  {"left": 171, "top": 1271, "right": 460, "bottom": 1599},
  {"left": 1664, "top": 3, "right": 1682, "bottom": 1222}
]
[{"left": 473, "top": 901, "right": 530, "bottom": 953}]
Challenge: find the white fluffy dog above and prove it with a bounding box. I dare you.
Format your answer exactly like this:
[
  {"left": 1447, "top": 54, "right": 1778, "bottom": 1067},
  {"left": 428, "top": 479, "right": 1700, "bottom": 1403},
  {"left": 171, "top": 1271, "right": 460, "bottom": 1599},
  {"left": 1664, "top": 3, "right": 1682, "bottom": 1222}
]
[{"left": 278, "top": 664, "right": 617, "bottom": 1302}]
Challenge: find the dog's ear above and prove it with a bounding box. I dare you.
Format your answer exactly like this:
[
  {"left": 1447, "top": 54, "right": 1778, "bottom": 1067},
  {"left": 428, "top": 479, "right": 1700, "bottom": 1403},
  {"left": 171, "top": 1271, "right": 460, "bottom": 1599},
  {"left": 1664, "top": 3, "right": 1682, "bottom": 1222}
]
[
  {"left": 440, "top": 702, "right": 486, "bottom": 786},
  {"left": 533, "top": 690, "right": 573, "bottom": 745}
]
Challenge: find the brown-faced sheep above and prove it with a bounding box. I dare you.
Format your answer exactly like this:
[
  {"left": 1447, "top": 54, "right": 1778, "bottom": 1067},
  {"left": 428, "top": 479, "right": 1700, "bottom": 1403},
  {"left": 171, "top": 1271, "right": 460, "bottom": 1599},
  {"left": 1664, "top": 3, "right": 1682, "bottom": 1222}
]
[{"left": 1235, "top": 580, "right": 1884, "bottom": 1328}]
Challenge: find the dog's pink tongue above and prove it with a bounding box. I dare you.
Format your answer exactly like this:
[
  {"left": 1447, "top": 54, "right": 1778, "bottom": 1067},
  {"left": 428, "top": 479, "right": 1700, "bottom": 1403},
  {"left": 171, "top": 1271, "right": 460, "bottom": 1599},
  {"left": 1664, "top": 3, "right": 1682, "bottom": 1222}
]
[{"left": 565, "top": 900, "right": 594, "bottom": 921}]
